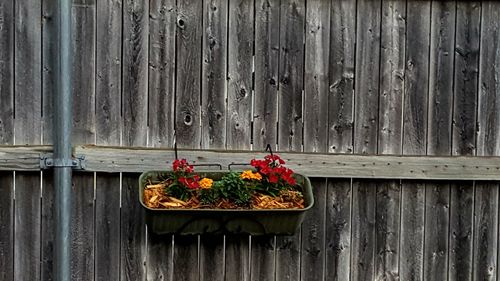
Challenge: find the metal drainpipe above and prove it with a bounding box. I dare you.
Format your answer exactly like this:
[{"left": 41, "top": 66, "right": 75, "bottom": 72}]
[{"left": 54, "top": 0, "right": 72, "bottom": 280}]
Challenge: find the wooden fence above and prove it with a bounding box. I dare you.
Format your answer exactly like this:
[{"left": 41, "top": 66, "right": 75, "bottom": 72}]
[{"left": 0, "top": 0, "right": 499, "bottom": 280}]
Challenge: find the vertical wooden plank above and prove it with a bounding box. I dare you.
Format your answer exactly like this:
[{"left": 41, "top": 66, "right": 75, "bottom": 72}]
[
  {"left": 224, "top": 1, "right": 254, "bottom": 280},
  {"left": 69, "top": 1, "right": 96, "bottom": 280},
  {"left": 72, "top": 0, "right": 96, "bottom": 144},
  {"left": 13, "top": 1, "right": 42, "bottom": 280},
  {"left": 147, "top": 1, "right": 176, "bottom": 281},
  {"left": 173, "top": 1, "right": 202, "bottom": 280},
  {"left": 278, "top": 0, "right": 304, "bottom": 152},
  {"left": 400, "top": 2, "right": 430, "bottom": 281},
  {"left": 376, "top": 1, "right": 405, "bottom": 280},
  {"left": 275, "top": 1, "right": 304, "bottom": 281},
  {"left": 0, "top": 173, "right": 13, "bottom": 281},
  {"left": 424, "top": 2, "right": 455, "bottom": 281},
  {"left": 0, "top": 1, "right": 14, "bottom": 278},
  {"left": 325, "top": 1, "right": 355, "bottom": 279},
  {"left": 448, "top": 3, "right": 480, "bottom": 281},
  {"left": 199, "top": 1, "right": 227, "bottom": 280},
  {"left": 351, "top": 0, "right": 381, "bottom": 281},
  {"left": 226, "top": 0, "right": 253, "bottom": 150},
  {"left": 328, "top": 0, "right": 355, "bottom": 154},
  {"left": 149, "top": 0, "right": 176, "bottom": 148},
  {"left": 300, "top": 1, "right": 329, "bottom": 281},
  {"left": 96, "top": 0, "right": 122, "bottom": 145},
  {"left": 475, "top": 3, "right": 500, "bottom": 281},
  {"left": 95, "top": 3, "right": 122, "bottom": 280},
  {"left": 175, "top": 0, "right": 202, "bottom": 148},
  {"left": 121, "top": 1, "right": 149, "bottom": 281},
  {"left": 253, "top": 0, "right": 279, "bottom": 150},
  {"left": 0, "top": 0, "right": 14, "bottom": 145},
  {"left": 251, "top": 1, "right": 280, "bottom": 280},
  {"left": 201, "top": 0, "right": 227, "bottom": 149}
]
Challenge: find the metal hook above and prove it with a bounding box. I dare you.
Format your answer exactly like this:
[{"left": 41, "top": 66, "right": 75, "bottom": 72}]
[
  {"left": 265, "top": 144, "right": 273, "bottom": 156},
  {"left": 174, "top": 141, "right": 178, "bottom": 160}
]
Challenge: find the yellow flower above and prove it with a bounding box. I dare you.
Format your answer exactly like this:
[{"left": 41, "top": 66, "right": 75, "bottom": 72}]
[
  {"left": 240, "top": 170, "right": 262, "bottom": 181},
  {"left": 199, "top": 178, "right": 213, "bottom": 189}
]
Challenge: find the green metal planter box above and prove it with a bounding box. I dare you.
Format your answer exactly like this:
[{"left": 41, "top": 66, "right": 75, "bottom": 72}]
[{"left": 139, "top": 171, "right": 314, "bottom": 235}]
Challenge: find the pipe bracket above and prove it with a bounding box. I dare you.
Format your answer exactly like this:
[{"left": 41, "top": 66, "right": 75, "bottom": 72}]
[{"left": 40, "top": 154, "right": 86, "bottom": 170}]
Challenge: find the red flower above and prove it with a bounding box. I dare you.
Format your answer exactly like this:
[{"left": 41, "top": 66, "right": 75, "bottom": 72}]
[
  {"left": 179, "top": 176, "right": 200, "bottom": 190},
  {"left": 268, "top": 174, "right": 279, "bottom": 184}
]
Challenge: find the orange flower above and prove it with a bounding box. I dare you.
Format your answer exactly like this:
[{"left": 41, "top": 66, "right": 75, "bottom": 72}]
[
  {"left": 240, "top": 170, "right": 262, "bottom": 181},
  {"left": 199, "top": 178, "right": 213, "bottom": 189}
]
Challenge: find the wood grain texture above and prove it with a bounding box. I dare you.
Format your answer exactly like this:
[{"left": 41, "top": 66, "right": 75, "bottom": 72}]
[
  {"left": 96, "top": 0, "right": 122, "bottom": 145},
  {"left": 328, "top": 0, "right": 355, "bottom": 154},
  {"left": 149, "top": 0, "right": 176, "bottom": 148},
  {"left": 176, "top": 0, "right": 202, "bottom": 148},
  {"left": 95, "top": 175, "right": 121, "bottom": 281},
  {"left": 0, "top": 173, "right": 13, "bottom": 281},
  {"left": 448, "top": 3, "right": 480, "bottom": 281},
  {"left": 201, "top": 0, "right": 227, "bottom": 149},
  {"left": 122, "top": 0, "right": 148, "bottom": 147},
  {"left": 325, "top": 179, "right": 351, "bottom": 281},
  {"left": 278, "top": 0, "right": 304, "bottom": 151},
  {"left": 41, "top": 171, "right": 54, "bottom": 281},
  {"left": 173, "top": 2, "right": 203, "bottom": 280},
  {"left": 475, "top": 3, "right": 500, "bottom": 280},
  {"left": 13, "top": 1, "right": 42, "bottom": 280},
  {"left": 303, "top": 0, "right": 330, "bottom": 153},
  {"left": 0, "top": 0, "right": 14, "bottom": 145},
  {"left": 351, "top": 1, "right": 381, "bottom": 280},
  {"left": 424, "top": 2, "right": 455, "bottom": 281},
  {"left": 251, "top": 3, "right": 280, "bottom": 278},
  {"left": 300, "top": 178, "right": 326, "bottom": 281},
  {"left": 72, "top": 0, "right": 96, "bottom": 144},
  {"left": 227, "top": 0, "right": 253, "bottom": 150},
  {"left": 253, "top": 0, "right": 280, "bottom": 149},
  {"left": 399, "top": 2, "right": 430, "bottom": 280},
  {"left": 375, "top": 1, "right": 405, "bottom": 280}
]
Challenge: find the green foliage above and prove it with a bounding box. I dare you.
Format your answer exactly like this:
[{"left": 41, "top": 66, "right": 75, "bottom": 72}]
[
  {"left": 166, "top": 182, "right": 192, "bottom": 202},
  {"left": 199, "top": 172, "right": 253, "bottom": 206}
]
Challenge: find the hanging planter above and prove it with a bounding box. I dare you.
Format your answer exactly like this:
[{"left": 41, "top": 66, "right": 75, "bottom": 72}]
[{"left": 139, "top": 146, "right": 314, "bottom": 235}]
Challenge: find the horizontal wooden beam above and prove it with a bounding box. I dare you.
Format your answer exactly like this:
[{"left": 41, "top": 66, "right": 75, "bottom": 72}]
[
  {"left": 74, "top": 145, "right": 500, "bottom": 181},
  {"left": 0, "top": 145, "right": 499, "bottom": 181}
]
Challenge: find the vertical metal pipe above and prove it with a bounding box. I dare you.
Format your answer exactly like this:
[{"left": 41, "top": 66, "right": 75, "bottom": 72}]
[{"left": 54, "top": 0, "right": 72, "bottom": 280}]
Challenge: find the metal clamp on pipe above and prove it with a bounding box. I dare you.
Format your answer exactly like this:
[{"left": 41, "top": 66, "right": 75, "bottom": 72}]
[{"left": 40, "top": 155, "right": 86, "bottom": 170}]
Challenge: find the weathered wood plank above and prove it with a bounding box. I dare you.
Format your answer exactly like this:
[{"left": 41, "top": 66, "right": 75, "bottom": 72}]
[
  {"left": 328, "top": 0, "right": 355, "bottom": 154},
  {"left": 253, "top": 0, "right": 279, "bottom": 149},
  {"left": 70, "top": 173, "right": 94, "bottom": 281},
  {"left": 0, "top": 172, "right": 13, "bottom": 281},
  {"left": 278, "top": 0, "right": 304, "bottom": 151},
  {"left": 149, "top": 0, "right": 176, "bottom": 148},
  {"left": 227, "top": 0, "right": 253, "bottom": 150},
  {"left": 173, "top": 1, "right": 203, "bottom": 279},
  {"left": 96, "top": 0, "right": 122, "bottom": 145},
  {"left": 71, "top": 0, "right": 96, "bottom": 144},
  {"left": 351, "top": 0, "right": 381, "bottom": 279},
  {"left": 301, "top": 1, "right": 329, "bottom": 280},
  {"left": 147, "top": 2, "right": 176, "bottom": 280},
  {"left": 122, "top": 0, "right": 148, "bottom": 147},
  {"left": 201, "top": 0, "right": 227, "bottom": 149},
  {"left": 325, "top": 179, "right": 351, "bottom": 281},
  {"left": 424, "top": 2, "right": 455, "bottom": 280},
  {"left": 475, "top": 3, "right": 500, "bottom": 280},
  {"left": 251, "top": 3, "right": 281, "bottom": 276},
  {"left": 399, "top": 2, "right": 429, "bottom": 280},
  {"left": 303, "top": 0, "right": 329, "bottom": 153},
  {"left": 448, "top": 3, "right": 480, "bottom": 281},
  {"left": 251, "top": 3, "right": 280, "bottom": 278},
  {"left": 0, "top": 0, "right": 14, "bottom": 145},
  {"left": 225, "top": 1, "right": 254, "bottom": 280},
  {"left": 13, "top": 1, "right": 42, "bottom": 280},
  {"left": 75, "top": 145, "right": 500, "bottom": 180},
  {"left": 41, "top": 171, "right": 54, "bottom": 281},
  {"left": 121, "top": 174, "right": 147, "bottom": 281},
  {"left": 376, "top": 1, "right": 405, "bottom": 280},
  {"left": 176, "top": 0, "right": 202, "bottom": 148},
  {"left": 95, "top": 175, "right": 121, "bottom": 281},
  {"left": 199, "top": 234, "right": 223, "bottom": 281}
]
